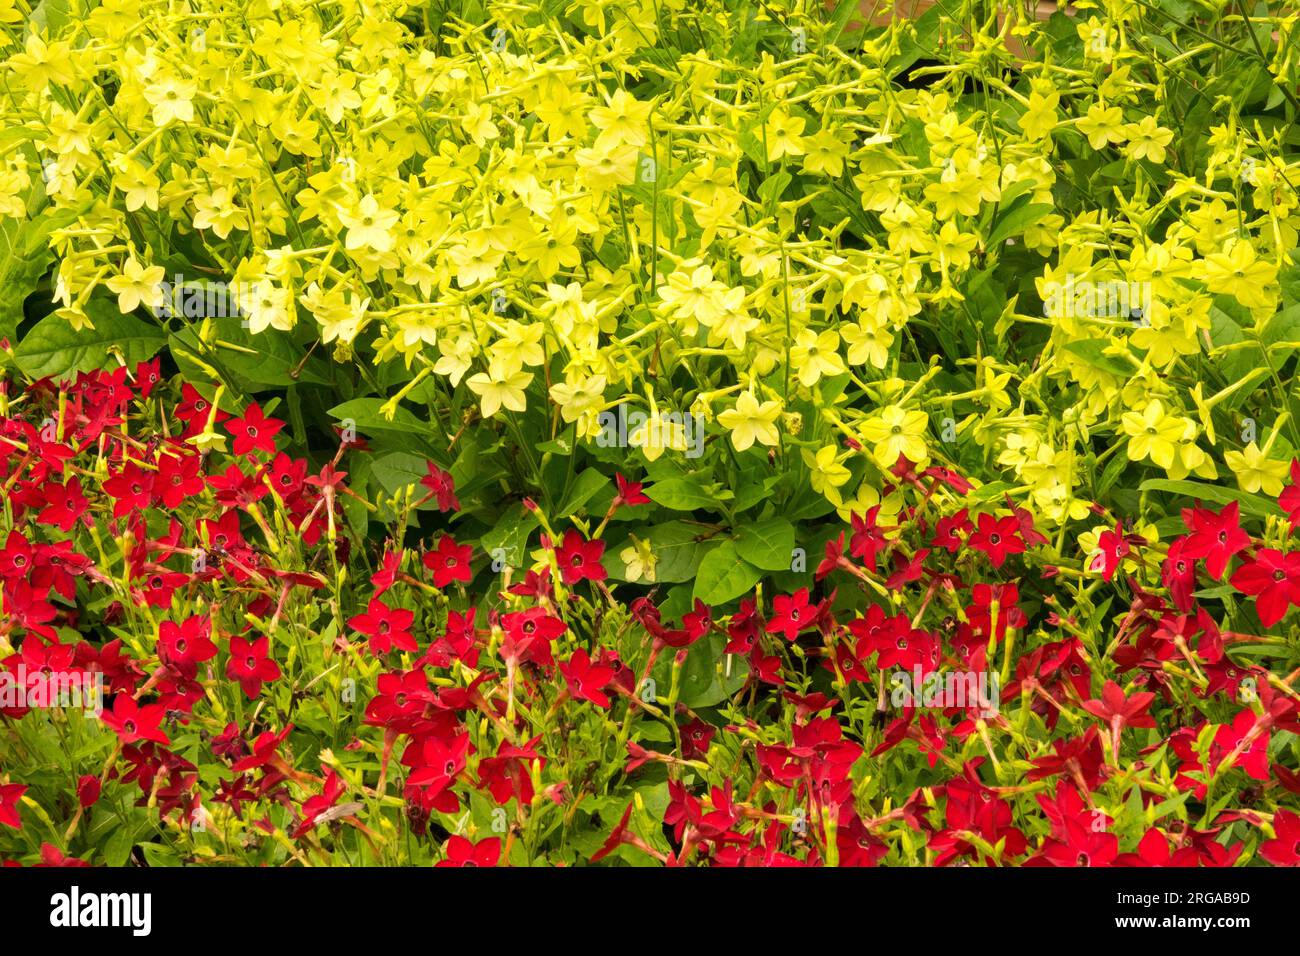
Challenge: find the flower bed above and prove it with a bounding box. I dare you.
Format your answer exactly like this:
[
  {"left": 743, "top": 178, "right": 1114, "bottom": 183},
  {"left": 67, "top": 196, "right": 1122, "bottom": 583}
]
[{"left": 0, "top": 0, "right": 1298, "bottom": 867}]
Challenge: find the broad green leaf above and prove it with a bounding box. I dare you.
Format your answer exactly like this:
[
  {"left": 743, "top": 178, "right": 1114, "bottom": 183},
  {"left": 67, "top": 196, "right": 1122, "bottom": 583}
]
[
  {"left": 693, "top": 539, "right": 762, "bottom": 605},
  {"left": 328, "top": 397, "right": 428, "bottom": 435},
  {"left": 1060, "top": 338, "right": 1137, "bottom": 378},
  {"left": 558, "top": 469, "right": 609, "bottom": 518},
  {"left": 986, "top": 198, "right": 1053, "bottom": 248},
  {"left": 15, "top": 302, "right": 164, "bottom": 380},
  {"left": 646, "top": 476, "right": 719, "bottom": 512},
  {"left": 1138, "top": 478, "right": 1283, "bottom": 520},
  {"left": 734, "top": 517, "right": 795, "bottom": 571}
]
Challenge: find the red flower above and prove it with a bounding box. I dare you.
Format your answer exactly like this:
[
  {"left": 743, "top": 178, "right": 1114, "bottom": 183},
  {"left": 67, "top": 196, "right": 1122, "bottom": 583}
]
[
  {"left": 422, "top": 535, "right": 473, "bottom": 589},
  {"left": 1182, "top": 502, "right": 1251, "bottom": 580},
  {"left": 158, "top": 615, "right": 218, "bottom": 669},
  {"left": 1080, "top": 680, "right": 1156, "bottom": 757},
  {"left": 419, "top": 462, "right": 460, "bottom": 512},
  {"left": 102, "top": 461, "right": 154, "bottom": 518},
  {"left": 1088, "top": 522, "right": 1129, "bottom": 582},
  {"left": 559, "top": 649, "right": 616, "bottom": 708},
  {"left": 292, "top": 770, "right": 349, "bottom": 839},
  {"left": 1280, "top": 460, "right": 1300, "bottom": 528},
  {"left": 36, "top": 843, "right": 90, "bottom": 867},
  {"left": 766, "top": 588, "right": 814, "bottom": 641},
  {"left": 101, "top": 695, "right": 171, "bottom": 746},
  {"left": 849, "top": 507, "right": 888, "bottom": 571},
  {"left": 1259, "top": 809, "right": 1300, "bottom": 866},
  {"left": 76, "top": 775, "right": 101, "bottom": 809},
  {"left": 0, "top": 784, "right": 26, "bottom": 829},
  {"left": 968, "top": 513, "right": 1025, "bottom": 569},
  {"left": 226, "top": 635, "right": 281, "bottom": 699},
  {"left": 1115, "top": 828, "right": 1201, "bottom": 866},
  {"left": 1230, "top": 548, "right": 1300, "bottom": 627},
  {"left": 36, "top": 476, "right": 89, "bottom": 531},
  {"left": 156, "top": 451, "right": 204, "bottom": 509},
  {"left": 1162, "top": 536, "right": 1197, "bottom": 612},
  {"left": 225, "top": 402, "right": 284, "bottom": 457},
  {"left": 554, "top": 530, "right": 607, "bottom": 585},
  {"left": 437, "top": 835, "right": 501, "bottom": 867},
  {"left": 614, "top": 473, "right": 650, "bottom": 508},
  {"left": 501, "top": 608, "right": 566, "bottom": 666},
  {"left": 348, "top": 598, "right": 418, "bottom": 655},
  {"left": 133, "top": 357, "right": 162, "bottom": 398}
]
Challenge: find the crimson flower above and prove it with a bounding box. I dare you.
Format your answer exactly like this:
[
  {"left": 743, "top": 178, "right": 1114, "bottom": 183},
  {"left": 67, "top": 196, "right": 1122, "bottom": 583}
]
[
  {"left": 348, "top": 598, "right": 418, "bottom": 655},
  {"left": 1279, "top": 460, "right": 1300, "bottom": 528},
  {"left": 558, "top": 649, "right": 616, "bottom": 707},
  {"left": 225, "top": 402, "right": 284, "bottom": 457},
  {"left": 766, "top": 588, "right": 814, "bottom": 641},
  {"left": 101, "top": 695, "right": 171, "bottom": 746},
  {"left": 437, "top": 835, "right": 501, "bottom": 867},
  {"left": 1230, "top": 548, "right": 1300, "bottom": 627},
  {"left": 158, "top": 615, "right": 218, "bottom": 669},
  {"left": 292, "top": 770, "right": 350, "bottom": 839},
  {"left": 419, "top": 462, "right": 460, "bottom": 512},
  {"left": 849, "top": 507, "right": 888, "bottom": 571},
  {"left": 1089, "top": 522, "right": 1129, "bottom": 582},
  {"left": 968, "top": 513, "right": 1025, "bottom": 569},
  {"left": 1259, "top": 809, "right": 1300, "bottom": 866},
  {"left": 76, "top": 775, "right": 101, "bottom": 809},
  {"left": 554, "top": 530, "right": 607, "bottom": 585},
  {"left": 614, "top": 473, "right": 650, "bottom": 508},
  {"left": 422, "top": 535, "right": 473, "bottom": 589},
  {"left": 1162, "top": 536, "right": 1197, "bottom": 612},
  {"left": 1081, "top": 680, "right": 1156, "bottom": 757},
  {"left": 1182, "top": 502, "right": 1251, "bottom": 580},
  {"left": 226, "top": 634, "right": 280, "bottom": 698},
  {"left": 0, "top": 784, "right": 26, "bottom": 829},
  {"left": 1115, "top": 828, "right": 1201, "bottom": 866}
]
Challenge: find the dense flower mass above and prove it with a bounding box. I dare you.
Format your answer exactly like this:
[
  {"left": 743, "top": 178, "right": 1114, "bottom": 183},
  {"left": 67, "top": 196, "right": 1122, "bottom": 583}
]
[{"left": 0, "top": 0, "right": 1299, "bottom": 867}]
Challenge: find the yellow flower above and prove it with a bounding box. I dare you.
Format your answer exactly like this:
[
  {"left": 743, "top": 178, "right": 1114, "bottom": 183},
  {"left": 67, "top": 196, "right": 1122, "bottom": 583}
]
[
  {"left": 621, "top": 536, "right": 657, "bottom": 583},
  {"left": 763, "top": 111, "right": 806, "bottom": 162},
  {"left": 340, "top": 194, "right": 399, "bottom": 254},
  {"left": 801, "top": 444, "right": 852, "bottom": 505},
  {"left": 789, "top": 328, "right": 845, "bottom": 388},
  {"left": 1077, "top": 102, "right": 1125, "bottom": 150},
  {"left": 1224, "top": 441, "right": 1289, "bottom": 496},
  {"left": 717, "top": 391, "right": 782, "bottom": 451},
  {"left": 105, "top": 258, "right": 165, "bottom": 315},
  {"left": 1120, "top": 399, "right": 1186, "bottom": 469},
  {"left": 466, "top": 360, "right": 532, "bottom": 418},
  {"left": 590, "top": 89, "right": 653, "bottom": 150},
  {"left": 860, "top": 404, "right": 929, "bottom": 468},
  {"left": 1122, "top": 116, "right": 1174, "bottom": 164},
  {"left": 1202, "top": 240, "right": 1277, "bottom": 310}
]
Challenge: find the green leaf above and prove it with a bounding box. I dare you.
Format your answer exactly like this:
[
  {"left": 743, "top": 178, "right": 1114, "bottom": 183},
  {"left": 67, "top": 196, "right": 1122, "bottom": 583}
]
[
  {"left": 370, "top": 451, "right": 432, "bottom": 496},
  {"left": 646, "top": 476, "right": 718, "bottom": 512},
  {"left": 1060, "top": 338, "right": 1137, "bottom": 378},
  {"left": 986, "top": 199, "right": 1054, "bottom": 248},
  {"left": 15, "top": 302, "right": 165, "bottom": 380},
  {"left": 676, "top": 633, "right": 748, "bottom": 708},
  {"left": 734, "top": 517, "right": 795, "bottom": 571},
  {"left": 1138, "top": 478, "right": 1283, "bottom": 520},
  {"left": 480, "top": 502, "right": 540, "bottom": 568},
  {"left": 693, "top": 539, "right": 762, "bottom": 605},
  {"left": 558, "top": 469, "right": 608, "bottom": 518},
  {"left": 328, "top": 397, "right": 428, "bottom": 435},
  {"left": 170, "top": 315, "right": 332, "bottom": 389}
]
